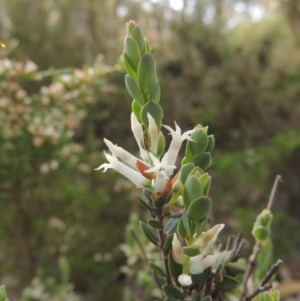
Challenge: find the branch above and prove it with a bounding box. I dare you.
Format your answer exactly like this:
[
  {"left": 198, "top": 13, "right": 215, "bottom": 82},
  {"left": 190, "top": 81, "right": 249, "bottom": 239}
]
[
  {"left": 156, "top": 206, "right": 173, "bottom": 285},
  {"left": 267, "top": 175, "right": 282, "bottom": 211},
  {"left": 245, "top": 260, "right": 283, "bottom": 301}
]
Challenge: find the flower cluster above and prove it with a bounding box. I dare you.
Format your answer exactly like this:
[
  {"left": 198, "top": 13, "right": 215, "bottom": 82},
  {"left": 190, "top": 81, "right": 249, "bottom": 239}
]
[{"left": 96, "top": 112, "right": 196, "bottom": 195}]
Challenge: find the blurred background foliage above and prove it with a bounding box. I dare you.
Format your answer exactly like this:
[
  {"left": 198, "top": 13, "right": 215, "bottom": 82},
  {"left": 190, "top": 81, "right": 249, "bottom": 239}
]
[{"left": 0, "top": 0, "right": 300, "bottom": 300}]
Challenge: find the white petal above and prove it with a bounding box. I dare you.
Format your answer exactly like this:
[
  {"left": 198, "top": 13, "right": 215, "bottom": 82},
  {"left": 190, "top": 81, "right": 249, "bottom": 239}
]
[
  {"left": 190, "top": 253, "right": 221, "bottom": 274},
  {"left": 131, "top": 113, "right": 149, "bottom": 161},
  {"left": 163, "top": 123, "right": 196, "bottom": 166},
  {"left": 203, "top": 224, "right": 225, "bottom": 247},
  {"left": 97, "top": 152, "right": 150, "bottom": 188},
  {"left": 104, "top": 138, "right": 141, "bottom": 169},
  {"left": 172, "top": 233, "right": 185, "bottom": 264},
  {"left": 178, "top": 274, "right": 192, "bottom": 287}
]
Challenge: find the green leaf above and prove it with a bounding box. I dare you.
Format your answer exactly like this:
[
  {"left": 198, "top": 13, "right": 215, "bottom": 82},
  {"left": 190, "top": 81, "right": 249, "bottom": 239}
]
[
  {"left": 148, "top": 218, "right": 164, "bottom": 229},
  {"left": 206, "top": 135, "right": 215, "bottom": 153},
  {"left": 180, "top": 164, "right": 195, "bottom": 184},
  {"left": 156, "top": 131, "right": 166, "bottom": 158},
  {"left": 153, "top": 196, "right": 168, "bottom": 207},
  {"left": 140, "top": 221, "right": 159, "bottom": 245},
  {"left": 177, "top": 216, "right": 186, "bottom": 238},
  {"left": 183, "top": 175, "right": 203, "bottom": 208},
  {"left": 192, "top": 268, "right": 208, "bottom": 292},
  {"left": 168, "top": 249, "right": 183, "bottom": 286},
  {"left": 149, "top": 80, "right": 161, "bottom": 103},
  {"left": 190, "top": 129, "right": 209, "bottom": 154},
  {"left": 126, "top": 20, "right": 136, "bottom": 35},
  {"left": 138, "top": 52, "right": 156, "bottom": 90},
  {"left": 140, "top": 100, "right": 163, "bottom": 129},
  {"left": 152, "top": 268, "right": 167, "bottom": 288},
  {"left": 131, "top": 25, "right": 146, "bottom": 55},
  {"left": 150, "top": 261, "right": 166, "bottom": 277},
  {"left": 163, "top": 234, "right": 173, "bottom": 256},
  {"left": 124, "top": 53, "right": 137, "bottom": 80},
  {"left": 182, "top": 210, "right": 190, "bottom": 233},
  {"left": 252, "top": 226, "right": 269, "bottom": 241},
  {"left": 199, "top": 174, "right": 211, "bottom": 195},
  {"left": 124, "top": 36, "right": 141, "bottom": 71},
  {"left": 182, "top": 246, "right": 199, "bottom": 257},
  {"left": 132, "top": 100, "right": 141, "bottom": 120},
  {"left": 186, "top": 129, "right": 208, "bottom": 161},
  {"left": 215, "top": 275, "right": 239, "bottom": 292},
  {"left": 125, "top": 75, "right": 144, "bottom": 106},
  {"left": 143, "top": 188, "right": 153, "bottom": 202},
  {"left": 192, "top": 152, "right": 212, "bottom": 170},
  {"left": 225, "top": 263, "right": 246, "bottom": 276},
  {"left": 165, "top": 217, "right": 180, "bottom": 234},
  {"left": 163, "top": 285, "right": 186, "bottom": 301},
  {"left": 187, "top": 196, "right": 212, "bottom": 222},
  {"left": 136, "top": 195, "right": 154, "bottom": 212}
]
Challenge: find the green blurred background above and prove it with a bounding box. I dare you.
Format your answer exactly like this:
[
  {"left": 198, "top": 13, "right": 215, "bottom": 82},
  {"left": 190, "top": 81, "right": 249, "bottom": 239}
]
[{"left": 0, "top": 0, "right": 300, "bottom": 300}]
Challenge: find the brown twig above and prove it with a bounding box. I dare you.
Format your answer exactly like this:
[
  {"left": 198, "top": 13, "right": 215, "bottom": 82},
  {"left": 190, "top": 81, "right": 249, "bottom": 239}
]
[
  {"left": 240, "top": 241, "right": 261, "bottom": 301},
  {"left": 156, "top": 206, "right": 172, "bottom": 285},
  {"left": 245, "top": 260, "right": 283, "bottom": 301},
  {"left": 267, "top": 175, "right": 282, "bottom": 211},
  {"left": 240, "top": 175, "right": 283, "bottom": 301}
]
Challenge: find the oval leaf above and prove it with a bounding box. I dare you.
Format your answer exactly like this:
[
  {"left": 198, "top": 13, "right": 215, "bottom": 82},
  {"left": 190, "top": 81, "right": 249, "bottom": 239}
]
[
  {"left": 183, "top": 175, "right": 203, "bottom": 208},
  {"left": 132, "top": 100, "right": 141, "bottom": 120},
  {"left": 131, "top": 25, "right": 146, "bottom": 55},
  {"left": 125, "top": 75, "right": 144, "bottom": 106},
  {"left": 215, "top": 275, "right": 239, "bottom": 292},
  {"left": 124, "top": 36, "right": 141, "bottom": 71},
  {"left": 140, "top": 100, "right": 163, "bottom": 129},
  {"left": 148, "top": 218, "right": 163, "bottom": 229},
  {"left": 180, "top": 164, "right": 195, "bottom": 184},
  {"left": 165, "top": 217, "right": 180, "bottom": 234},
  {"left": 163, "top": 284, "right": 186, "bottom": 301},
  {"left": 138, "top": 52, "right": 156, "bottom": 90},
  {"left": 187, "top": 196, "right": 212, "bottom": 222},
  {"left": 192, "top": 152, "right": 212, "bottom": 170},
  {"left": 206, "top": 135, "right": 215, "bottom": 153},
  {"left": 140, "top": 221, "right": 159, "bottom": 245},
  {"left": 149, "top": 80, "right": 161, "bottom": 103},
  {"left": 177, "top": 216, "right": 186, "bottom": 238}
]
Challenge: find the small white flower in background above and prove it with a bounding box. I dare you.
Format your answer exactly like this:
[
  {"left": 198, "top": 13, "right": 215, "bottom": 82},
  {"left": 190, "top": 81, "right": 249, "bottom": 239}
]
[{"left": 178, "top": 274, "right": 192, "bottom": 287}]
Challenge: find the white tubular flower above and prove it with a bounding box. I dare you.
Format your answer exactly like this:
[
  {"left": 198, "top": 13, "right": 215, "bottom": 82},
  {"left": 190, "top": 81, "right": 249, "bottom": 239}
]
[
  {"left": 95, "top": 152, "right": 150, "bottom": 188},
  {"left": 172, "top": 233, "right": 185, "bottom": 264},
  {"left": 104, "top": 138, "right": 145, "bottom": 170},
  {"left": 163, "top": 123, "right": 196, "bottom": 166},
  {"left": 131, "top": 113, "right": 149, "bottom": 161},
  {"left": 145, "top": 152, "right": 176, "bottom": 193},
  {"left": 189, "top": 253, "right": 221, "bottom": 275},
  {"left": 193, "top": 224, "right": 225, "bottom": 251},
  {"left": 147, "top": 113, "right": 159, "bottom": 155},
  {"left": 178, "top": 274, "right": 192, "bottom": 287}
]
